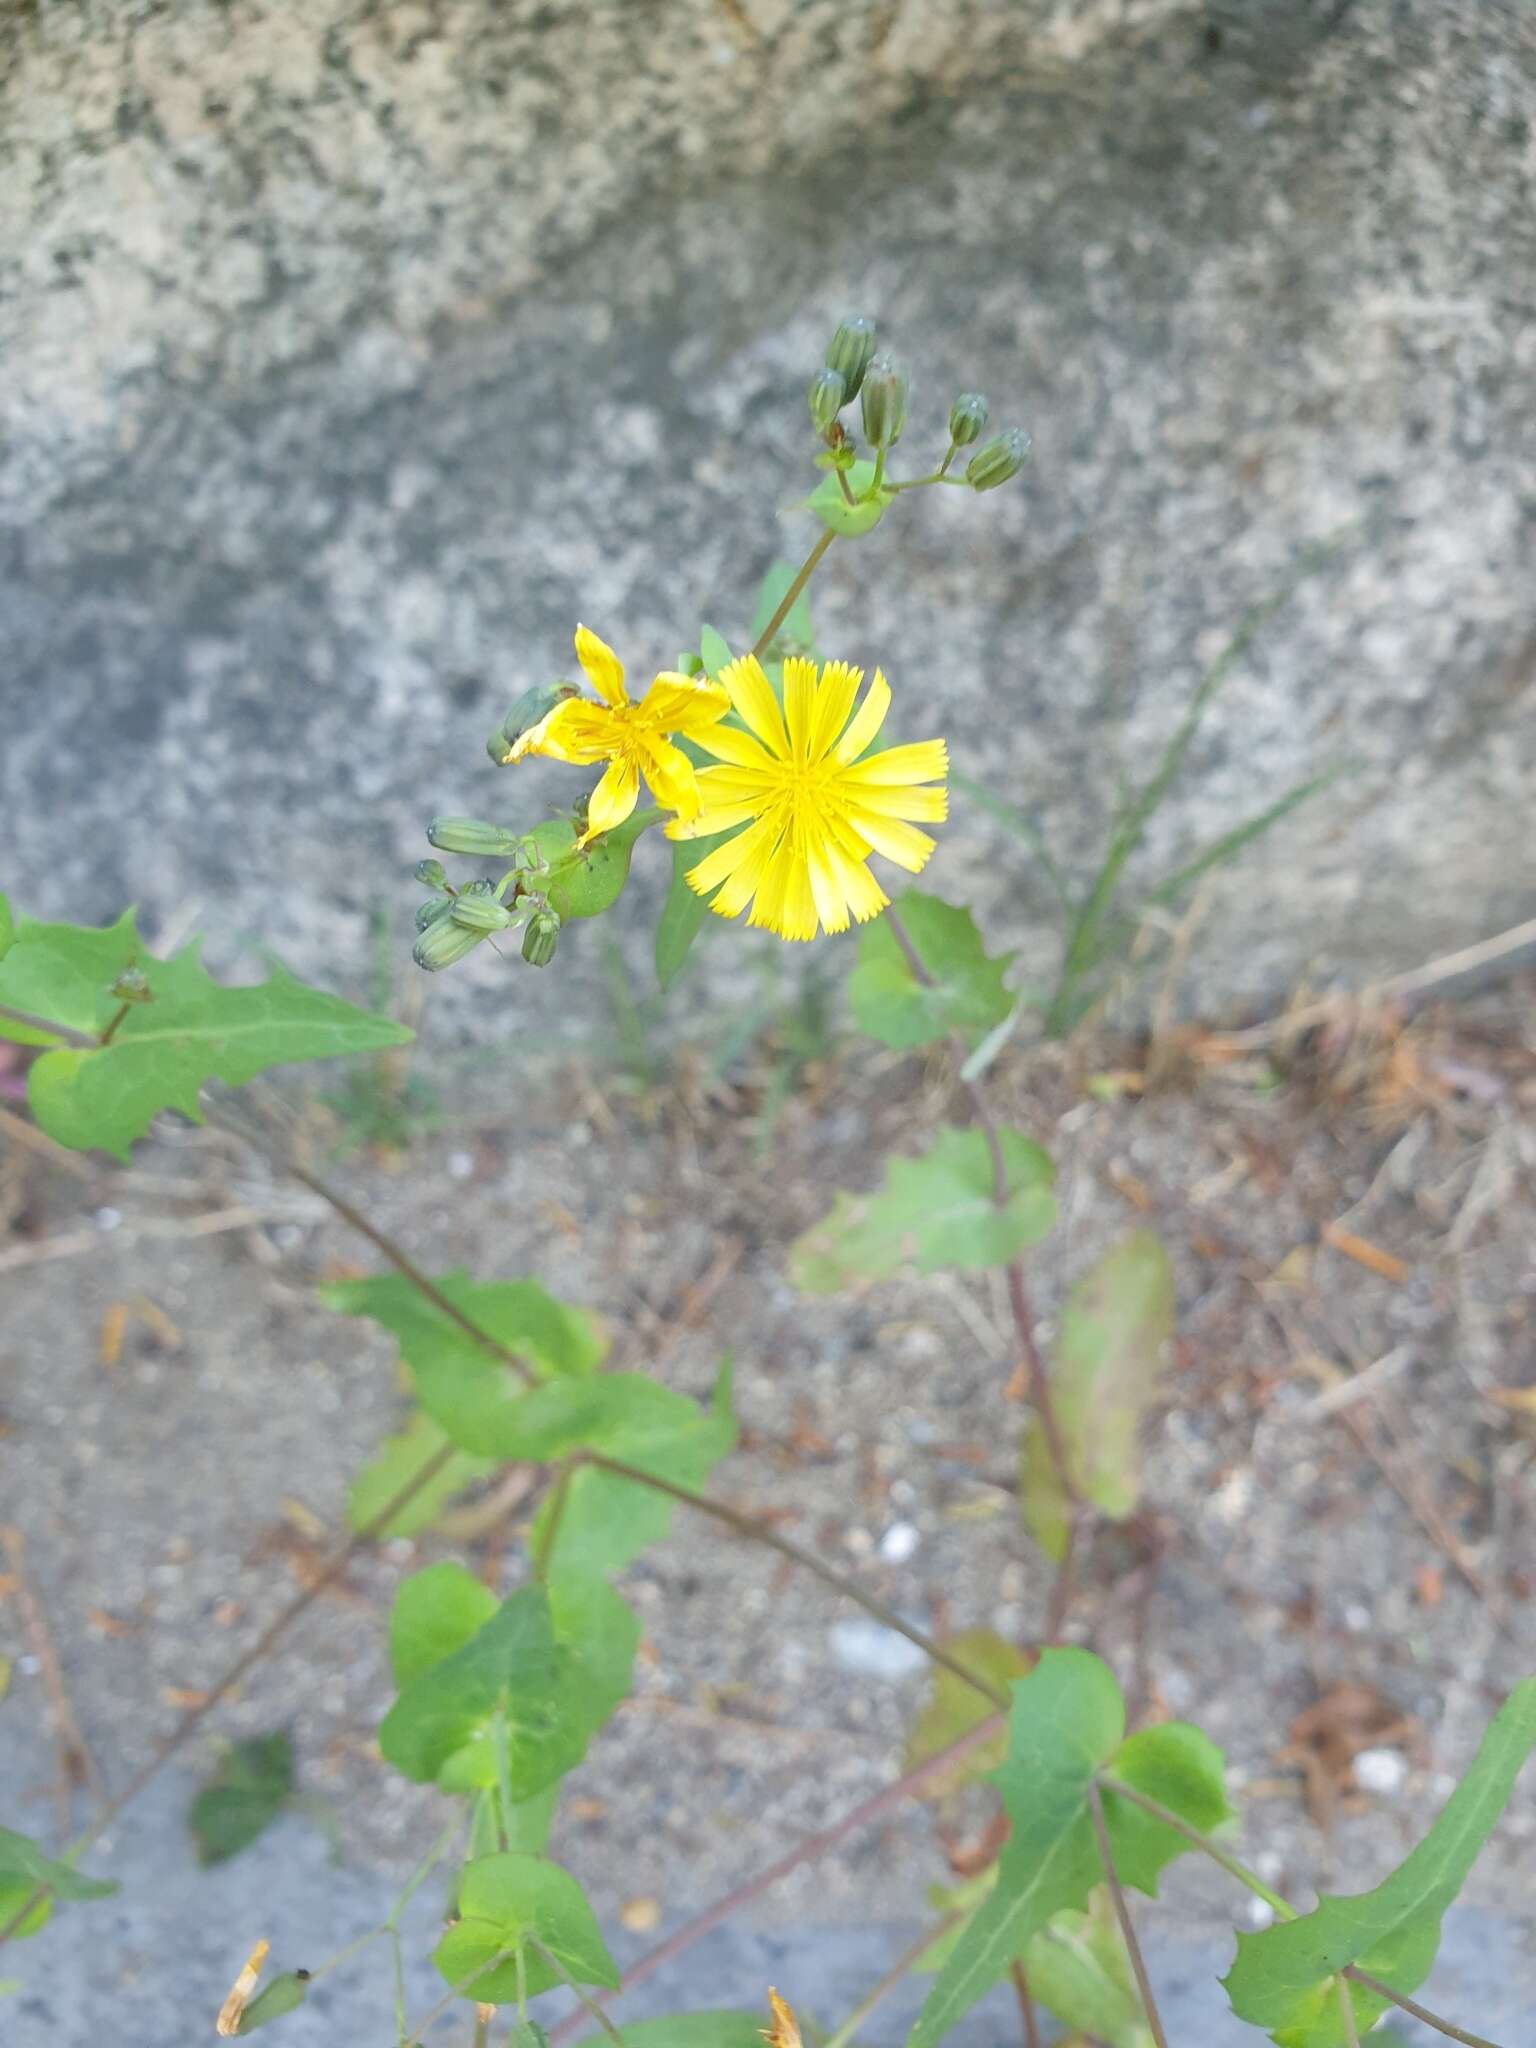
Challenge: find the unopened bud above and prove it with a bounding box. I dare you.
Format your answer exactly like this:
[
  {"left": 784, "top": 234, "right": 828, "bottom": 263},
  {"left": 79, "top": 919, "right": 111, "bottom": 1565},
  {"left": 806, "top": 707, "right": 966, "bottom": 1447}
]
[
  {"left": 521, "top": 909, "right": 560, "bottom": 968},
  {"left": 413, "top": 916, "right": 487, "bottom": 973},
  {"left": 427, "top": 817, "right": 521, "bottom": 857},
  {"left": 415, "top": 896, "right": 455, "bottom": 933},
  {"left": 110, "top": 966, "right": 153, "bottom": 1003},
  {"left": 859, "top": 351, "right": 909, "bottom": 450},
  {"left": 450, "top": 892, "right": 517, "bottom": 932},
  {"left": 414, "top": 858, "right": 449, "bottom": 890},
  {"left": 826, "top": 315, "right": 877, "bottom": 401},
  {"left": 807, "top": 367, "right": 846, "bottom": 433},
  {"left": 948, "top": 393, "right": 988, "bottom": 447},
  {"left": 486, "top": 683, "right": 579, "bottom": 765},
  {"left": 966, "top": 428, "right": 1031, "bottom": 491}
]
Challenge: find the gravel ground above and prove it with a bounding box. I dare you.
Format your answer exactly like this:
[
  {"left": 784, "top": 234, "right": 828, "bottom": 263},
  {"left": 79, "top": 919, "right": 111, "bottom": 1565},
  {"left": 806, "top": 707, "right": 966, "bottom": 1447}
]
[{"left": 3, "top": 973, "right": 1535, "bottom": 2042}]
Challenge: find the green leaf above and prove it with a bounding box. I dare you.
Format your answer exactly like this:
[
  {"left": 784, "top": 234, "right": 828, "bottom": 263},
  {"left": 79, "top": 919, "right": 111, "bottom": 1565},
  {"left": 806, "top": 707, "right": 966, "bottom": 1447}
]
[
  {"left": 616, "top": 2019, "right": 769, "bottom": 2047},
  {"left": 432, "top": 1852, "right": 619, "bottom": 2003},
  {"left": 380, "top": 1578, "right": 635, "bottom": 1796},
  {"left": 0, "top": 1826, "right": 117, "bottom": 1939},
  {"left": 802, "top": 459, "right": 893, "bottom": 538},
  {"left": 321, "top": 1270, "right": 605, "bottom": 1454},
  {"left": 349, "top": 1412, "right": 495, "bottom": 1539},
  {"left": 0, "top": 909, "right": 411, "bottom": 1159},
  {"left": 655, "top": 832, "right": 725, "bottom": 990},
  {"left": 528, "top": 1366, "right": 737, "bottom": 1582},
  {"left": 1020, "top": 1232, "right": 1174, "bottom": 1562},
  {"left": 389, "top": 1562, "right": 500, "bottom": 1687},
  {"left": 1023, "top": 1902, "right": 1155, "bottom": 2048},
  {"left": 790, "top": 1126, "right": 1055, "bottom": 1293},
  {"left": 532, "top": 813, "right": 652, "bottom": 922},
  {"left": 909, "top": 1652, "right": 1225, "bottom": 2047},
  {"left": 749, "top": 564, "right": 817, "bottom": 657},
  {"left": 904, "top": 1632, "right": 1035, "bottom": 1797},
  {"left": 188, "top": 1732, "right": 294, "bottom": 1865},
  {"left": 849, "top": 893, "right": 1014, "bottom": 1052},
  {"left": 234, "top": 1972, "right": 309, "bottom": 2032},
  {"left": 1224, "top": 1678, "right": 1536, "bottom": 2047},
  {"left": 699, "top": 625, "right": 735, "bottom": 678},
  {"left": 908, "top": 1648, "right": 1125, "bottom": 2048}
]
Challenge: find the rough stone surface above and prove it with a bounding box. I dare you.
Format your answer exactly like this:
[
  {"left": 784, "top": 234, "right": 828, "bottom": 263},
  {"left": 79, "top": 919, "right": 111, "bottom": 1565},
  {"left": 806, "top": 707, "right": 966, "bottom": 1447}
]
[{"left": 4, "top": 1, "right": 1534, "bottom": 1036}]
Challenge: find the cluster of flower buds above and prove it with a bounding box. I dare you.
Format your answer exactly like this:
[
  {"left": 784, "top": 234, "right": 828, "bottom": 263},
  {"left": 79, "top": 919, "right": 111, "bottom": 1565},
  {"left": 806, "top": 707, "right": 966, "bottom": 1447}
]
[
  {"left": 411, "top": 830, "right": 562, "bottom": 971},
  {"left": 805, "top": 315, "right": 1031, "bottom": 493}
]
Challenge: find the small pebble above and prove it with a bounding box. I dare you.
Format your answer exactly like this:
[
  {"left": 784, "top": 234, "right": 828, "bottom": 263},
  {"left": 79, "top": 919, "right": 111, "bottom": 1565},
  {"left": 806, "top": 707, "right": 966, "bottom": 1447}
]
[
  {"left": 829, "top": 1618, "right": 929, "bottom": 1681},
  {"left": 447, "top": 1149, "right": 475, "bottom": 1180},
  {"left": 1354, "top": 1747, "right": 1408, "bottom": 1796},
  {"left": 878, "top": 1522, "right": 919, "bottom": 1564},
  {"left": 1246, "top": 1898, "right": 1276, "bottom": 1929}
]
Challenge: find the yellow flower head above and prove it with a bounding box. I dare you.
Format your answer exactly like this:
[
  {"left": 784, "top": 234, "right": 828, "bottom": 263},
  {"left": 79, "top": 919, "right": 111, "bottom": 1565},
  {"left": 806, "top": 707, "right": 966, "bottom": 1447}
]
[
  {"left": 508, "top": 626, "right": 730, "bottom": 845},
  {"left": 667, "top": 653, "right": 947, "bottom": 941}
]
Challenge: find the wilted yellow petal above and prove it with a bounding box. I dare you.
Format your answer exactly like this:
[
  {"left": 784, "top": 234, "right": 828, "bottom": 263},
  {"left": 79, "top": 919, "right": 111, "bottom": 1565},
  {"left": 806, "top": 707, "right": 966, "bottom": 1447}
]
[
  {"left": 215, "top": 1937, "right": 269, "bottom": 2037},
  {"left": 761, "top": 1986, "right": 803, "bottom": 2048}
]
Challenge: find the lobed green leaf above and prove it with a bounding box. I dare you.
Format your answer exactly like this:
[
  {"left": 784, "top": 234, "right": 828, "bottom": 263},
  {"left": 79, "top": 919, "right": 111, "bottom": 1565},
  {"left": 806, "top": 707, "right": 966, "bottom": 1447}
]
[
  {"left": 790, "top": 1127, "right": 1055, "bottom": 1293},
  {"left": 0, "top": 908, "right": 411, "bottom": 1158},
  {"left": 1224, "top": 1678, "right": 1536, "bottom": 2046},
  {"left": 432, "top": 1852, "right": 618, "bottom": 2003},
  {"left": 849, "top": 893, "right": 1014, "bottom": 1052},
  {"left": 0, "top": 1826, "right": 117, "bottom": 1938},
  {"left": 389, "top": 1562, "right": 500, "bottom": 1688}
]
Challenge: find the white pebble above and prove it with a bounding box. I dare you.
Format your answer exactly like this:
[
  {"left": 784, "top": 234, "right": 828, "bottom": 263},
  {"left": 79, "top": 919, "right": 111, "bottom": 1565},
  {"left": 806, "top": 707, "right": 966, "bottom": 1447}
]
[
  {"left": 879, "top": 1522, "right": 919, "bottom": 1564},
  {"left": 1354, "top": 1747, "right": 1408, "bottom": 1796},
  {"left": 1246, "top": 1898, "right": 1276, "bottom": 1929},
  {"left": 447, "top": 1149, "right": 476, "bottom": 1180},
  {"left": 94, "top": 1206, "right": 122, "bottom": 1231},
  {"left": 829, "top": 1619, "right": 929, "bottom": 1681}
]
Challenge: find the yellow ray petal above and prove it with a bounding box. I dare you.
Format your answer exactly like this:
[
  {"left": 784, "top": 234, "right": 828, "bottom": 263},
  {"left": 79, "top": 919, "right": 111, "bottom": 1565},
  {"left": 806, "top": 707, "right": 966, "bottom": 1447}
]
[
  {"left": 668, "top": 798, "right": 764, "bottom": 840},
  {"left": 823, "top": 835, "right": 889, "bottom": 923},
  {"left": 641, "top": 738, "right": 701, "bottom": 818},
  {"left": 686, "top": 812, "right": 778, "bottom": 895},
  {"left": 579, "top": 755, "right": 640, "bottom": 843},
  {"left": 747, "top": 837, "right": 799, "bottom": 937},
  {"left": 719, "top": 654, "right": 789, "bottom": 754},
  {"left": 692, "top": 765, "right": 778, "bottom": 804},
  {"left": 806, "top": 660, "right": 863, "bottom": 761},
  {"left": 638, "top": 672, "right": 730, "bottom": 737},
  {"left": 508, "top": 700, "right": 616, "bottom": 765},
  {"left": 709, "top": 819, "right": 784, "bottom": 918},
  {"left": 845, "top": 806, "right": 936, "bottom": 873},
  {"left": 836, "top": 780, "right": 948, "bottom": 822},
  {"left": 781, "top": 657, "right": 817, "bottom": 762},
  {"left": 779, "top": 846, "right": 819, "bottom": 941},
  {"left": 574, "top": 624, "right": 629, "bottom": 708},
  {"left": 838, "top": 738, "right": 948, "bottom": 787},
  {"left": 831, "top": 668, "right": 892, "bottom": 765},
  {"left": 694, "top": 723, "right": 778, "bottom": 772},
  {"left": 806, "top": 838, "right": 853, "bottom": 935}
]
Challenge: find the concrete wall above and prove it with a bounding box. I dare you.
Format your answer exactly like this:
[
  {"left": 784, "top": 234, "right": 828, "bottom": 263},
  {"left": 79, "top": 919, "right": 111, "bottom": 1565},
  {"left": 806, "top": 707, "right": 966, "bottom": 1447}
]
[{"left": 4, "top": 1, "right": 1533, "bottom": 1032}]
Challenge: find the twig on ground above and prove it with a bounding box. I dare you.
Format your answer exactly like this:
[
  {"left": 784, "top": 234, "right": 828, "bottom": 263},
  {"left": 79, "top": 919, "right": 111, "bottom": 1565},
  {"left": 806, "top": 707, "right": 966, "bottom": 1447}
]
[{"left": 0, "top": 1524, "right": 106, "bottom": 1830}]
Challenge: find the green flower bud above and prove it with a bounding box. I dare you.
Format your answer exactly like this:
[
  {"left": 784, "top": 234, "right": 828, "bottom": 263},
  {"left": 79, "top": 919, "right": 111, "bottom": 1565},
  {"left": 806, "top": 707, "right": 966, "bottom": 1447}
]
[
  {"left": 413, "top": 916, "right": 486, "bottom": 973},
  {"left": 807, "top": 367, "right": 846, "bottom": 433},
  {"left": 415, "top": 895, "right": 455, "bottom": 932},
  {"left": 450, "top": 892, "right": 517, "bottom": 932},
  {"left": 966, "top": 428, "right": 1032, "bottom": 491},
  {"left": 859, "top": 351, "right": 909, "bottom": 450},
  {"left": 110, "top": 965, "right": 153, "bottom": 1003},
  {"left": 826, "top": 315, "right": 877, "bottom": 401},
  {"left": 414, "top": 857, "right": 449, "bottom": 890},
  {"left": 521, "top": 909, "right": 560, "bottom": 968},
  {"left": 486, "top": 683, "right": 579, "bottom": 765},
  {"left": 948, "top": 393, "right": 988, "bottom": 446},
  {"left": 427, "top": 817, "right": 521, "bottom": 857}
]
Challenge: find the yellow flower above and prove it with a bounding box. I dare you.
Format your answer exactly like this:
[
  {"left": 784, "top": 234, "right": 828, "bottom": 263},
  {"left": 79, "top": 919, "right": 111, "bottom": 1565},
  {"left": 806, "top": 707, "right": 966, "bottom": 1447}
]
[
  {"left": 508, "top": 625, "right": 730, "bottom": 845},
  {"left": 667, "top": 653, "right": 947, "bottom": 941}
]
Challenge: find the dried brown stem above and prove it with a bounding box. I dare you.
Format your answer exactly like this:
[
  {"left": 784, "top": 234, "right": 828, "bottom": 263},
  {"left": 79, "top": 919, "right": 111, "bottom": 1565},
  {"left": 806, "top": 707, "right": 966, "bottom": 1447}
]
[
  {"left": 1010, "top": 1960, "right": 1043, "bottom": 2048},
  {"left": 1087, "top": 1781, "right": 1169, "bottom": 2048},
  {"left": 0, "top": 1524, "right": 106, "bottom": 1827}
]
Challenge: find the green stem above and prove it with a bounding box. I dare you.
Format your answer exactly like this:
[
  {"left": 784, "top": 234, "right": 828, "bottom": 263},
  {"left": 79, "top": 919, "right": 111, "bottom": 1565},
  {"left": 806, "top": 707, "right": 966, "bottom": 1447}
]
[
  {"left": 0, "top": 1001, "right": 95, "bottom": 1048},
  {"left": 822, "top": 1917, "right": 961, "bottom": 2048},
  {"left": 528, "top": 1936, "right": 626, "bottom": 2047},
  {"left": 1336, "top": 1973, "right": 1363, "bottom": 2048},
  {"left": 1097, "top": 1776, "right": 1294, "bottom": 1918},
  {"left": 749, "top": 529, "right": 836, "bottom": 660},
  {"left": 493, "top": 1709, "right": 515, "bottom": 1851},
  {"left": 1344, "top": 1970, "right": 1504, "bottom": 2048},
  {"left": 532, "top": 1460, "right": 573, "bottom": 1580},
  {"left": 869, "top": 448, "right": 887, "bottom": 494},
  {"left": 835, "top": 465, "right": 858, "bottom": 506},
  {"left": 97, "top": 1001, "right": 132, "bottom": 1046},
  {"left": 583, "top": 1450, "right": 1007, "bottom": 1708}
]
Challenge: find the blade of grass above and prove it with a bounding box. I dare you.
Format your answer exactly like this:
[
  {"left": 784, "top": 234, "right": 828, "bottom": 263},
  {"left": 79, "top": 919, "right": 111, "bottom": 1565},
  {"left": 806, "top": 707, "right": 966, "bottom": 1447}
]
[
  {"left": 1046, "top": 530, "right": 1349, "bottom": 1034},
  {"left": 952, "top": 771, "right": 1071, "bottom": 908}
]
